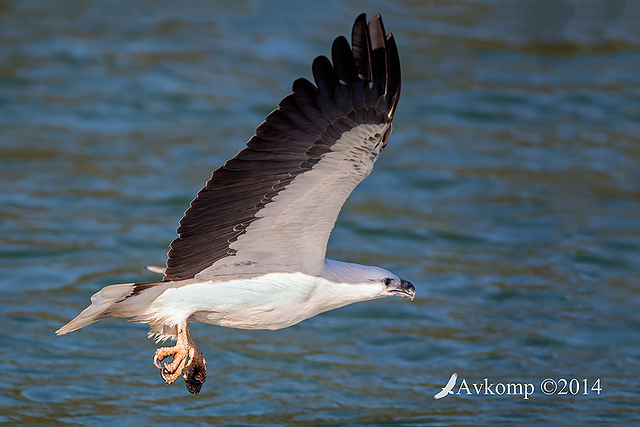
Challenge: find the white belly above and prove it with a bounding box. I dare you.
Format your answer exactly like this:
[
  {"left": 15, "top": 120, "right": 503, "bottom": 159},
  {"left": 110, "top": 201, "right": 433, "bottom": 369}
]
[{"left": 145, "top": 272, "right": 335, "bottom": 330}]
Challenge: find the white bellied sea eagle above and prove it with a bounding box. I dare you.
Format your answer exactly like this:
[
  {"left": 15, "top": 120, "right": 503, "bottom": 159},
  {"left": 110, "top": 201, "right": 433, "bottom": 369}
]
[{"left": 57, "top": 13, "right": 414, "bottom": 395}]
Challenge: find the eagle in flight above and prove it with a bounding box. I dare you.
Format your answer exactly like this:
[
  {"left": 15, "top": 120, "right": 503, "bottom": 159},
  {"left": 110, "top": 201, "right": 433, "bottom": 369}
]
[{"left": 57, "top": 13, "right": 413, "bottom": 395}]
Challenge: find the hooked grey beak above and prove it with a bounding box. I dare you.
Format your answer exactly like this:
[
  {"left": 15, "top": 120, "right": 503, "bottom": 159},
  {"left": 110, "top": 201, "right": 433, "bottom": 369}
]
[{"left": 388, "top": 279, "right": 415, "bottom": 301}]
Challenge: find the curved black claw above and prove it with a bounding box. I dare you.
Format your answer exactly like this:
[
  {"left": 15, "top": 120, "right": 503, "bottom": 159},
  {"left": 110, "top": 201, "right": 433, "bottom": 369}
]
[{"left": 183, "top": 355, "right": 207, "bottom": 395}]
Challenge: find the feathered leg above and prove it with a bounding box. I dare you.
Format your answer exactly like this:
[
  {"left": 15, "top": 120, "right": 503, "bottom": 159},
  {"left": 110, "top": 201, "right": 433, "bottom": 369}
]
[{"left": 153, "top": 325, "right": 207, "bottom": 394}]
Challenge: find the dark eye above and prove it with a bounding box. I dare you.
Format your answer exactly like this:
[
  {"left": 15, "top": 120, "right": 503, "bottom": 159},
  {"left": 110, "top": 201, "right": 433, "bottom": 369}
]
[{"left": 384, "top": 278, "right": 392, "bottom": 286}]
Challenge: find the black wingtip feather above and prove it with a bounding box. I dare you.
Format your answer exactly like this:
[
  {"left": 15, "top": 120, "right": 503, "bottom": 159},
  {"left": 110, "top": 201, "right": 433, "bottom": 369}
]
[
  {"left": 351, "top": 14, "right": 372, "bottom": 82},
  {"left": 331, "top": 36, "right": 358, "bottom": 86},
  {"left": 384, "top": 33, "right": 401, "bottom": 118},
  {"left": 312, "top": 56, "right": 339, "bottom": 94}
]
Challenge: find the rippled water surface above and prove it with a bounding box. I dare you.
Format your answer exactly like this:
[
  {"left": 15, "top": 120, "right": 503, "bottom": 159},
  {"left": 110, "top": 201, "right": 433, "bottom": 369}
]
[{"left": 2, "top": 0, "right": 639, "bottom": 425}]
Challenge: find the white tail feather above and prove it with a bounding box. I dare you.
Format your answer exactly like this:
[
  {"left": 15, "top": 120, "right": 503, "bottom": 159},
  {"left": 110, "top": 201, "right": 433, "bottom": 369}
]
[
  {"left": 145, "top": 265, "right": 165, "bottom": 274},
  {"left": 56, "top": 280, "right": 177, "bottom": 336},
  {"left": 56, "top": 283, "right": 136, "bottom": 335}
]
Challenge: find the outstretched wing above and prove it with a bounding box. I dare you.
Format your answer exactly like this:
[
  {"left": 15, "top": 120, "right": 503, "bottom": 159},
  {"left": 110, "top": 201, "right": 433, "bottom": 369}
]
[{"left": 165, "top": 13, "right": 401, "bottom": 281}]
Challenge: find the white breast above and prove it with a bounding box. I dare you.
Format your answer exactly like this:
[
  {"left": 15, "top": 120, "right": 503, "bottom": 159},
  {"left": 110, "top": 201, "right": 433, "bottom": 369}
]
[{"left": 145, "top": 273, "right": 330, "bottom": 330}]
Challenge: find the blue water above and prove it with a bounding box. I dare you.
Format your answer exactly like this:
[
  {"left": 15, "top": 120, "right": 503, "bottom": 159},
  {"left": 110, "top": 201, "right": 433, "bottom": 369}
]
[{"left": 2, "top": 0, "right": 639, "bottom": 425}]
